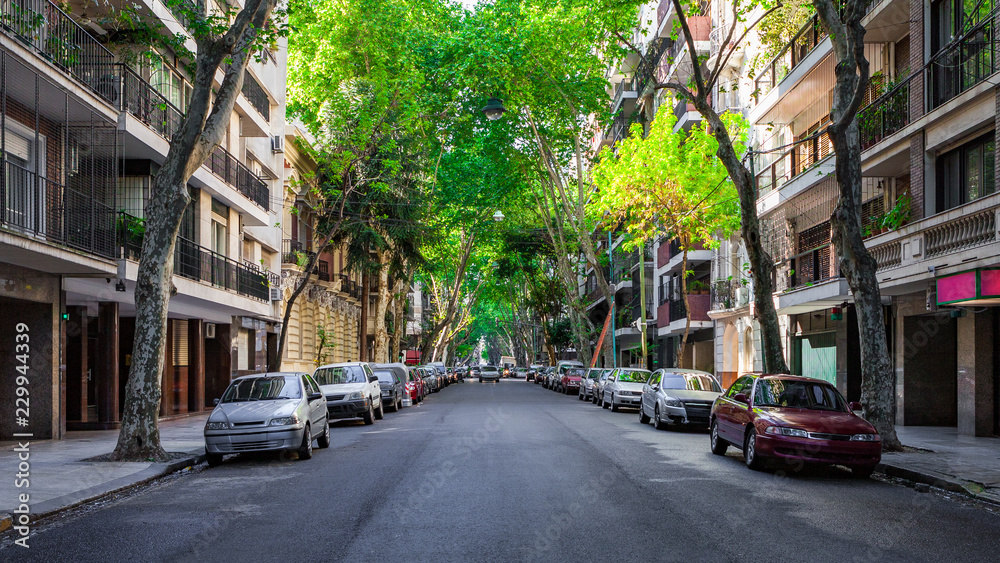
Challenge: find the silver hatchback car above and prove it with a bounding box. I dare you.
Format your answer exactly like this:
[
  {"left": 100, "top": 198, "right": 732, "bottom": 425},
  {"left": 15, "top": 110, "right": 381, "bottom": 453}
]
[
  {"left": 204, "top": 372, "right": 330, "bottom": 466},
  {"left": 639, "top": 369, "right": 722, "bottom": 430}
]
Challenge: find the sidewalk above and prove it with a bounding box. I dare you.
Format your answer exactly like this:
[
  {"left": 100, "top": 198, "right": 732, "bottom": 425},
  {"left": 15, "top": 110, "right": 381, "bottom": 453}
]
[
  {"left": 0, "top": 413, "right": 208, "bottom": 531},
  {"left": 879, "top": 426, "right": 1000, "bottom": 504}
]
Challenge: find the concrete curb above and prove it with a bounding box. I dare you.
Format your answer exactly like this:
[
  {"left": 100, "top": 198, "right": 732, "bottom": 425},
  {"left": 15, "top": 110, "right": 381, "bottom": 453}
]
[
  {"left": 877, "top": 462, "right": 1000, "bottom": 506},
  {"left": 0, "top": 450, "right": 205, "bottom": 534}
]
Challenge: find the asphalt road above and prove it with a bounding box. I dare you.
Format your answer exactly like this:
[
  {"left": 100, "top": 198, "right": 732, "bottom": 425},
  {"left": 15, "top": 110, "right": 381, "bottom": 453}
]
[{"left": 4, "top": 379, "right": 1000, "bottom": 562}]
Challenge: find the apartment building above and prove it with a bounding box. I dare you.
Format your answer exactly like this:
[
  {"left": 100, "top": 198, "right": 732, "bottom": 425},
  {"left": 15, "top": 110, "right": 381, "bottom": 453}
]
[
  {"left": 585, "top": 0, "right": 715, "bottom": 371},
  {"left": 706, "top": 0, "right": 1000, "bottom": 435},
  {"left": 278, "top": 124, "right": 363, "bottom": 371},
  {"left": 0, "top": 0, "right": 287, "bottom": 439}
]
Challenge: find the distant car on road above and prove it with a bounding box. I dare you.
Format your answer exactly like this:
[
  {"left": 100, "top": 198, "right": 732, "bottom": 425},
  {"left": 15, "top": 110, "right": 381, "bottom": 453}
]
[
  {"left": 514, "top": 367, "right": 528, "bottom": 380},
  {"left": 479, "top": 365, "right": 501, "bottom": 382},
  {"left": 592, "top": 369, "right": 613, "bottom": 404},
  {"left": 527, "top": 364, "right": 543, "bottom": 381},
  {"left": 579, "top": 368, "right": 607, "bottom": 401},
  {"left": 314, "top": 362, "right": 384, "bottom": 424},
  {"left": 417, "top": 366, "right": 440, "bottom": 393},
  {"left": 373, "top": 363, "right": 408, "bottom": 412},
  {"left": 405, "top": 367, "right": 425, "bottom": 404},
  {"left": 710, "top": 374, "right": 881, "bottom": 477},
  {"left": 639, "top": 369, "right": 721, "bottom": 429},
  {"left": 602, "top": 368, "right": 651, "bottom": 411},
  {"left": 204, "top": 372, "right": 330, "bottom": 466},
  {"left": 557, "top": 367, "right": 585, "bottom": 394}
]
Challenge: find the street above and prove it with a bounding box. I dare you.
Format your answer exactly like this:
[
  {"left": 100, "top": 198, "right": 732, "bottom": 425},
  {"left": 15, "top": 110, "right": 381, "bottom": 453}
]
[{"left": 4, "top": 380, "right": 1000, "bottom": 562}]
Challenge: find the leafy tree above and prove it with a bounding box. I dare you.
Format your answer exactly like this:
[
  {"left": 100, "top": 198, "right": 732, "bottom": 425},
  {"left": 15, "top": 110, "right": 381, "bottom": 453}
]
[
  {"left": 593, "top": 111, "right": 741, "bottom": 368},
  {"left": 113, "top": 0, "right": 284, "bottom": 462},
  {"left": 814, "top": 0, "right": 901, "bottom": 450}
]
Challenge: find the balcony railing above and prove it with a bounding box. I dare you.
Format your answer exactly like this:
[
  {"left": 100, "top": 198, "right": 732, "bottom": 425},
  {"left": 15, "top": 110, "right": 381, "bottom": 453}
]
[
  {"left": 119, "top": 212, "right": 270, "bottom": 301},
  {"left": 776, "top": 243, "right": 839, "bottom": 292},
  {"left": 0, "top": 0, "right": 115, "bottom": 95},
  {"left": 859, "top": 72, "right": 913, "bottom": 150},
  {"left": 115, "top": 64, "right": 269, "bottom": 210},
  {"left": 711, "top": 279, "right": 750, "bottom": 310},
  {"left": 3, "top": 158, "right": 116, "bottom": 258},
  {"left": 241, "top": 72, "right": 270, "bottom": 121},
  {"left": 755, "top": 15, "right": 826, "bottom": 98},
  {"left": 928, "top": 18, "right": 997, "bottom": 110},
  {"left": 282, "top": 238, "right": 314, "bottom": 264}
]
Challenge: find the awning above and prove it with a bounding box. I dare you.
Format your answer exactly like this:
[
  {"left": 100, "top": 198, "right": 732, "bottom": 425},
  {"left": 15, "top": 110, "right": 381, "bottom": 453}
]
[{"left": 937, "top": 268, "right": 1000, "bottom": 306}]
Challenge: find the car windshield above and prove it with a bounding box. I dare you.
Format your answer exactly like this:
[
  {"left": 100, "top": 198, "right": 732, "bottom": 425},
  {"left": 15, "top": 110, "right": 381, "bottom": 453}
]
[
  {"left": 565, "top": 368, "right": 585, "bottom": 377},
  {"left": 754, "top": 380, "right": 847, "bottom": 411},
  {"left": 661, "top": 373, "right": 722, "bottom": 392},
  {"left": 221, "top": 376, "right": 301, "bottom": 403},
  {"left": 587, "top": 370, "right": 603, "bottom": 379},
  {"left": 617, "top": 370, "right": 651, "bottom": 383},
  {"left": 482, "top": 366, "right": 498, "bottom": 372},
  {"left": 374, "top": 370, "right": 395, "bottom": 383},
  {"left": 314, "top": 366, "right": 368, "bottom": 385}
]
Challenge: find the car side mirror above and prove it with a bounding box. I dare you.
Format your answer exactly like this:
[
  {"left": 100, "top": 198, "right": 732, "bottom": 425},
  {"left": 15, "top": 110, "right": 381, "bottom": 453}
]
[
  {"left": 308, "top": 392, "right": 323, "bottom": 401},
  {"left": 213, "top": 398, "right": 220, "bottom": 406},
  {"left": 734, "top": 393, "right": 750, "bottom": 406},
  {"left": 849, "top": 401, "right": 863, "bottom": 412}
]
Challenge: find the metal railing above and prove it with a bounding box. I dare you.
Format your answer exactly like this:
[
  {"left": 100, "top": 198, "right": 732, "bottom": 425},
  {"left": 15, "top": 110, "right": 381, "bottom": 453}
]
[
  {"left": 0, "top": 0, "right": 115, "bottom": 95},
  {"left": 281, "top": 238, "right": 313, "bottom": 264},
  {"left": 859, "top": 72, "right": 913, "bottom": 150},
  {"left": 207, "top": 144, "right": 269, "bottom": 210},
  {"left": 317, "top": 259, "right": 330, "bottom": 282},
  {"left": 711, "top": 279, "right": 750, "bottom": 310},
  {"left": 777, "top": 243, "right": 838, "bottom": 292},
  {"left": 927, "top": 18, "right": 998, "bottom": 109},
  {"left": 755, "top": 14, "right": 826, "bottom": 98},
  {"left": 657, "top": 0, "right": 672, "bottom": 28},
  {"left": 3, "top": 158, "right": 116, "bottom": 258},
  {"left": 241, "top": 72, "right": 270, "bottom": 121},
  {"left": 118, "top": 211, "right": 270, "bottom": 301}
]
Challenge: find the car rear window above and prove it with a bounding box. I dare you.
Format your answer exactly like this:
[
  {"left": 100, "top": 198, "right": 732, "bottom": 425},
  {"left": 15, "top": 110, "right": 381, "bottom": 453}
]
[
  {"left": 221, "top": 376, "right": 301, "bottom": 403},
  {"left": 617, "top": 370, "right": 651, "bottom": 383},
  {"left": 373, "top": 370, "right": 396, "bottom": 383},
  {"left": 661, "top": 373, "right": 722, "bottom": 392},
  {"left": 314, "top": 366, "right": 367, "bottom": 386}
]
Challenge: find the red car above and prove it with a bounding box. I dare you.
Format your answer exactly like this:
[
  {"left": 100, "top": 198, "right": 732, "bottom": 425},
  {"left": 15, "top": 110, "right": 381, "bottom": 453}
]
[
  {"left": 406, "top": 367, "right": 426, "bottom": 403},
  {"left": 557, "top": 368, "right": 585, "bottom": 395},
  {"left": 710, "top": 374, "right": 881, "bottom": 477}
]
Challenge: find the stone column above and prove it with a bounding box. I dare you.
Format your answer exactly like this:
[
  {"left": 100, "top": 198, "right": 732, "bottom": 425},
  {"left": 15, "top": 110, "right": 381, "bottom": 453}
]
[
  {"left": 957, "top": 309, "right": 995, "bottom": 436},
  {"left": 97, "top": 302, "right": 120, "bottom": 425}
]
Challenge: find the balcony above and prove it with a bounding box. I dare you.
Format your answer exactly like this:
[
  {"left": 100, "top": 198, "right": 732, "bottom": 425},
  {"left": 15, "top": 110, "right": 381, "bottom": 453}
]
[
  {"left": 668, "top": 294, "right": 711, "bottom": 324},
  {"left": 927, "top": 18, "right": 997, "bottom": 110},
  {"left": 859, "top": 72, "right": 914, "bottom": 151},
  {"left": 0, "top": 0, "right": 115, "bottom": 98},
  {"left": 241, "top": 72, "right": 270, "bottom": 121},
  {"left": 711, "top": 279, "right": 751, "bottom": 311},
  {"left": 119, "top": 212, "right": 270, "bottom": 301},
  {"left": 611, "top": 78, "right": 638, "bottom": 115},
  {"left": 756, "top": 132, "right": 833, "bottom": 197}
]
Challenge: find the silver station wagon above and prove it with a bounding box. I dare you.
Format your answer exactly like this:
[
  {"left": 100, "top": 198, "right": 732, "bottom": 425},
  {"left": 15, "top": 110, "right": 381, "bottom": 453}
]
[{"left": 204, "top": 372, "right": 330, "bottom": 466}]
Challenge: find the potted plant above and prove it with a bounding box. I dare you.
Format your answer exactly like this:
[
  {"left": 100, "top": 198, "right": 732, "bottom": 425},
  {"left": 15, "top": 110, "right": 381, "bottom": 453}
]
[{"left": 882, "top": 193, "right": 912, "bottom": 231}]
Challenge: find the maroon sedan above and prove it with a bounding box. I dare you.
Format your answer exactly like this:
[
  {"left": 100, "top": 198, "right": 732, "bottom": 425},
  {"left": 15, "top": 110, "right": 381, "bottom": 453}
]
[
  {"left": 558, "top": 368, "right": 585, "bottom": 395},
  {"left": 710, "top": 374, "right": 881, "bottom": 477}
]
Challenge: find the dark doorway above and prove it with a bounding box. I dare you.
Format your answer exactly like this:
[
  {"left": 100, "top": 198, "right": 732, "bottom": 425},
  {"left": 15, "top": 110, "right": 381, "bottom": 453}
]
[{"left": 902, "top": 313, "right": 957, "bottom": 426}]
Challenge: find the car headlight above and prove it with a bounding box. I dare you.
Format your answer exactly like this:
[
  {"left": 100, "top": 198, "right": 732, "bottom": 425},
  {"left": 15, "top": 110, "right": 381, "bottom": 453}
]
[
  {"left": 664, "top": 397, "right": 683, "bottom": 407},
  {"left": 269, "top": 415, "right": 299, "bottom": 426},
  {"left": 350, "top": 392, "right": 363, "bottom": 400},
  {"left": 205, "top": 421, "right": 229, "bottom": 430},
  {"left": 765, "top": 426, "right": 808, "bottom": 438},
  {"left": 850, "top": 433, "right": 880, "bottom": 442}
]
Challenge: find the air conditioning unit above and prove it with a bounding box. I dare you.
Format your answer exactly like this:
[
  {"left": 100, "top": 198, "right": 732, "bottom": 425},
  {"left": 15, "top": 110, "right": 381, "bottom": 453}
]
[
  {"left": 205, "top": 323, "right": 216, "bottom": 339},
  {"left": 270, "top": 286, "right": 282, "bottom": 302},
  {"left": 271, "top": 135, "right": 284, "bottom": 153}
]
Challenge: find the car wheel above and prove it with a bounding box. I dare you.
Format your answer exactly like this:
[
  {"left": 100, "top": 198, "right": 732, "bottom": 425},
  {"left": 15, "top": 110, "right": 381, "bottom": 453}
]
[
  {"left": 602, "top": 396, "right": 610, "bottom": 409},
  {"left": 317, "top": 418, "right": 331, "bottom": 449},
  {"left": 363, "top": 404, "right": 375, "bottom": 425},
  {"left": 744, "top": 428, "right": 765, "bottom": 470},
  {"left": 375, "top": 401, "right": 385, "bottom": 420},
  {"left": 610, "top": 394, "right": 619, "bottom": 412},
  {"left": 479, "top": 378, "right": 483, "bottom": 383},
  {"left": 710, "top": 420, "right": 728, "bottom": 455},
  {"left": 578, "top": 391, "right": 585, "bottom": 401},
  {"left": 851, "top": 465, "right": 877, "bottom": 479},
  {"left": 396, "top": 399, "right": 402, "bottom": 411},
  {"left": 653, "top": 406, "right": 667, "bottom": 430},
  {"left": 205, "top": 452, "right": 223, "bottom": 467},
  {"left": 639, "top": 404, "right": 650, "bottom": 424},
  {"left": 298, "top": 424, "right": 313, "bottom": 460}
]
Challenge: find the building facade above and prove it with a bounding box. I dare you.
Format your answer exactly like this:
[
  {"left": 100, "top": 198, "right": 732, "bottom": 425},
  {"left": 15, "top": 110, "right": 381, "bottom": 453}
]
[{"left": 0, "top": 1, "right": 286, "bottom": 439}]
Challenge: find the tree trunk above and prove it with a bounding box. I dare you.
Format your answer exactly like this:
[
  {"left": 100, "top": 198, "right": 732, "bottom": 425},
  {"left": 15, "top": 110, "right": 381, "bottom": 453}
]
[
  {"left": 359, "top": 268, "right": 370, "bottom": 361},
  {"left": 679, "top": 241, "right": 692, "bottom": 369},
  {"left": 391, "top": 274, "right": 409, "bottom": 363},
  {"left": 816, "top": 0, "right": 902, "bottom": 450},
  {"left": 111, "top": 0, "right": 275, "bottom": 461},
  {"left": 372, "top": 251, "right": 391, "bottom": 362}
]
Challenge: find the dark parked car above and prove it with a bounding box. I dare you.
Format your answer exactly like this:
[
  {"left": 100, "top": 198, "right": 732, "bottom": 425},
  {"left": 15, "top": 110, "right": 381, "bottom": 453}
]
[
  {"left": 710, "top": 374, "right": 881, "bottom": 477},
  {"left": 373, "top": 363, "right": 407, "bottom": 411}
]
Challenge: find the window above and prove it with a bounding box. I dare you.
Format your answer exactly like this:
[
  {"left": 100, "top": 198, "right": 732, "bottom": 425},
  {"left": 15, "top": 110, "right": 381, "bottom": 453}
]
[
  {"left": 936, "top": 133, "right": 995, "bottom": 212},
  {"left": 3, "top": 123, "right": 46, "bottom": 233},
  {"left": 727, "top": 375, "right": 754, "bottom": 398},
  {"left": 648, "top": 371, "right": 661, "bottom": 386}
]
